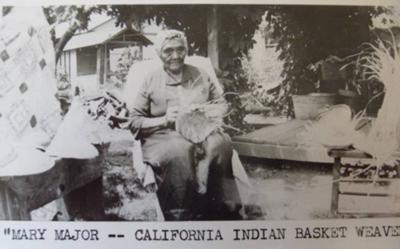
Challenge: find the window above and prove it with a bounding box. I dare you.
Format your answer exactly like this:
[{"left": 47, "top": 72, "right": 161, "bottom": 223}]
[{"left": 76, "top": 47, "right": 97, "bottom": 76}]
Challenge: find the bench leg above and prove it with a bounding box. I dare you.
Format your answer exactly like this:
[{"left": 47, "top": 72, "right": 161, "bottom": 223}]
[
  {"left": 331, "top": 157, "right": 340, "bottom": 216},
  {"left": 0, "top": 182, "right": 31, "bottom": 220},
  {"left": 63, "top": 177, "right": 105, "bottom": 220}
]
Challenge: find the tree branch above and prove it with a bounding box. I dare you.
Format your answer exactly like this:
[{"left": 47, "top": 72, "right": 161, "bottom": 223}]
[{"left": 55, "top": 22, "right": 79, "bottom": 63}]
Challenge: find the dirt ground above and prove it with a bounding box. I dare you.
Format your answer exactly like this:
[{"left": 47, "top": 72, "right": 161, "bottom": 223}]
[
  {"left": 242, "top": 157, "right": 334, "bottom": 220},
  {"left": 99, "top": 157, "right": 334, "bottom": 221},
  {"left": 31, "top": 135, "right": 335, "bottom": 221}
]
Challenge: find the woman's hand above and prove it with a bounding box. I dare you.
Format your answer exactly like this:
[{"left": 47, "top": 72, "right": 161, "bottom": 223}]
[
  {"left": 165, "top": 106, "right": 179, "bottom": 125},
  {"left": 130, "top": 106, "right": 180, "bottom": 134}
]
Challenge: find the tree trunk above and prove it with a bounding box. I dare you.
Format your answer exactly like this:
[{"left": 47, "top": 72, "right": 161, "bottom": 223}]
[
  {"left": 207, "top": 6, "right": 220, "bottom": 71},
  {"left": 55, "top": 22, "right": 79, "bottom": 64}
]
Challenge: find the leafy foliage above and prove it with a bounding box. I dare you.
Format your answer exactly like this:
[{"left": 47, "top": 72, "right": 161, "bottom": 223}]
[
  {"left": 107, "top": 47, "right": 141, "bottom": 89},
  {"left": 218, "top": 6, "right": 266, "bottom": 69},
  {"left": 265, "top": 6, "right": 384, "bottom": 116},
  {"left": 220, "top": 74, "right": 250, "bottom": 134},
  {"left": 240, "top": 38, "right": 284, "bottom": 116}
]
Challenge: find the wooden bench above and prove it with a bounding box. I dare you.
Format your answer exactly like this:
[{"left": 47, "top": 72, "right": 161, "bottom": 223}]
[
  {"left": 232, "top": 117, "right": 372, "bottom": 164},
  {"left": 0, "top": 144, "right": 107, "bottom": 220},
  {"left": 232, "top": 119, "right": 331, "bottom": 163}
]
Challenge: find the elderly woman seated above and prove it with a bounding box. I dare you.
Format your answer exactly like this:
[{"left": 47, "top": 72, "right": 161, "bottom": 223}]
[{"left": 129, "top": 30, "right": 242, "bottom": 220}]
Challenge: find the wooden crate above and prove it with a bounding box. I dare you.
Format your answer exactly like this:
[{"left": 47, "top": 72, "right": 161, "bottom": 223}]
[
  {"left": 329, "top": 149, "right": 400, "bottom": 216},
  {"left": 338, "top": 180, "right": 400, "bottom": 214}
]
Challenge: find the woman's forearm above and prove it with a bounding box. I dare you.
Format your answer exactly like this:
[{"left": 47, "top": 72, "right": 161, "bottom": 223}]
[
  {"left": 141, "top": 116, "right": 167, "bottom": 129},
  {"left": 129, "top": 115, "right": 169, "bottom": 137}
]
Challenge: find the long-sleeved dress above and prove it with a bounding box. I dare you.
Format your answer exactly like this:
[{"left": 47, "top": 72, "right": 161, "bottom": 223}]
[{"left": 129, "top": 64, "right": 242, "bottom": 220}]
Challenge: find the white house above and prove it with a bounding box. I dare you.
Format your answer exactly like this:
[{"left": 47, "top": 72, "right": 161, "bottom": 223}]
[{"left": 58, "top": 18, "right": 156, "bottom": 96}]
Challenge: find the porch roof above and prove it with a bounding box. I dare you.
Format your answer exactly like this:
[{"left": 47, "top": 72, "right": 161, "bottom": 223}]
[{"left": 64, "top": 19, "right": 152, "bottom": 51}]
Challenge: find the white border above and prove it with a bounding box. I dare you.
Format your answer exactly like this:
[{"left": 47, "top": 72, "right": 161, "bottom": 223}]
[{"left": 1, "top": 0, "right": 398, "bottom": 7}]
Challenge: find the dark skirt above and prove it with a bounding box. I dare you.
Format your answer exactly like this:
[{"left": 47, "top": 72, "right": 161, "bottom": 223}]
[{"left": 141, "top": 129, "right": 242, "bottom": 220}]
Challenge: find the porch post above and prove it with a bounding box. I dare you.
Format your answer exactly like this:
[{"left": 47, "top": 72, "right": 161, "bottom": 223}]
[{"left": 96, "top": 45, "right": 105, "bottom": 86}]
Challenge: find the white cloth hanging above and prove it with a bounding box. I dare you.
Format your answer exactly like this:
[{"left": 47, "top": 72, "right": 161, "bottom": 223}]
[
  {"left": 46, "top": 99, "right": 99, "bottom": 159},
  {"left": 0, "top": 7, "right": 62, "bottom": 176}
]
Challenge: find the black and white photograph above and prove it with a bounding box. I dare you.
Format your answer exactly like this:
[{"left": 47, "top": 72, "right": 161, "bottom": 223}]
[{"left": 1, "top": 2, "right": 400, "bottom": 224}]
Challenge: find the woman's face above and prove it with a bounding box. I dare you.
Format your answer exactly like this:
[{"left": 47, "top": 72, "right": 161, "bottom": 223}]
[{"left": 160, "top": 38, "right": 186, "bottom": 74}]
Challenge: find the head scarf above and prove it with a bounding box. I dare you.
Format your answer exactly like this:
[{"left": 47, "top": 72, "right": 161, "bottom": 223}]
[{"left": 154, "top": 29, "right": 188, "bottom": 56}]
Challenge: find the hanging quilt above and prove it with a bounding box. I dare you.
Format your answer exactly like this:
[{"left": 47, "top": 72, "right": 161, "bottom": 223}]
[{"left": 0, "top": 7, "right": 61, "bottom": 176}]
